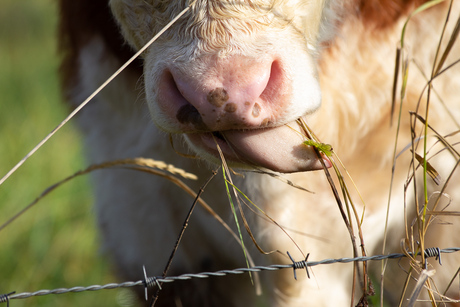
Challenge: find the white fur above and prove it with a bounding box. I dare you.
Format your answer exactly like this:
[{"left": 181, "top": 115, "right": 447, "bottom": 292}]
[{"left": 70, "top": 1, "right": 460, "bottom": 306}]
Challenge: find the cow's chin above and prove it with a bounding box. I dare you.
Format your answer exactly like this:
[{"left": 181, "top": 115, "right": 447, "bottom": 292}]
[{"left": 184, "top": 121, "right": 331, "bottom": 173}]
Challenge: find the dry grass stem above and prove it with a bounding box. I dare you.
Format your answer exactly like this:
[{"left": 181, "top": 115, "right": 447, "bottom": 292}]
[
  {"left": 296, "top": 118, "right": 372, "bottom": 304},
  {"left": 0, "top": 1, "right": 196, "bottom": 189},
  {"left": 406, "top": 270, "right": 436, "bottom": 307},
  {"left": 389, "top": 1, "right": 460, "bottom": 304},
  {"left": 150, "top": 169, "right": 218, "bottom": 306},
  {"left": 0, "top": 157, "right": 250, "bottom": 263}
]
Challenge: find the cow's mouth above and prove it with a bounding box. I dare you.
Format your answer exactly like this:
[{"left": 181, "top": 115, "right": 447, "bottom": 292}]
[{"left": 185, "top": 121, "right": 331, "bottom": 173}]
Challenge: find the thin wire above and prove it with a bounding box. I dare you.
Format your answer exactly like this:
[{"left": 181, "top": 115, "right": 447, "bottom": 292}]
[{"left": 3, "top": 247, "right": 459, "bottom": 302}]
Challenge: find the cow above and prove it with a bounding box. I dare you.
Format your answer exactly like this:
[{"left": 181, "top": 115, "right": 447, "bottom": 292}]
[{"left": 58, "top": 0, "right": 460, "bottom": 305}]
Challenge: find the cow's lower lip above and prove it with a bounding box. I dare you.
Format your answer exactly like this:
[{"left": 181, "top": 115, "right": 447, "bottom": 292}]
[
  {"left": 185, "top": 123, "right": 331, "bottom": 173},
  {"left": 185, "top": 132, "right": 242, "bottom": 163}
]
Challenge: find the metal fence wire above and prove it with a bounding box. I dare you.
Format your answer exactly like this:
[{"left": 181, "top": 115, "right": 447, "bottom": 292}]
[{"left": 1, "top": 247, "right": 459, "bottom": 305}]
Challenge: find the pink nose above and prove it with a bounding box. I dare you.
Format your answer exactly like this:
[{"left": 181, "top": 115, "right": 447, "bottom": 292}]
[{"left": 158, "top": 56, "right": 286, "bottom": 131}]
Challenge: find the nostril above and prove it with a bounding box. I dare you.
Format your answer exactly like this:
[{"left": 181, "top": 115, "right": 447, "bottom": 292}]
[
  {"left": 260, "top": 60, "right": 283, "bottom": 102},
  {"left": 161, "top": 70, "right": 186, "bottom": 105},
  {"left": 176, "top": 104, "right": 207, "bottom": 130},
  {"left": 159, "top": 70, "right": 208, "bottom": 130},
  {"left": 252, "top": 103, "right": 261, "bottom": 117}
]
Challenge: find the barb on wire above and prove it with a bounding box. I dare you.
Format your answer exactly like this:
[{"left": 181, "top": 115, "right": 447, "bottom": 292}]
[
  {"left": 287, "top": 251, "right": 310, "bottom": 279},
  {"left": 143, "top": 265, "right": 162, "bottom": 301},
  {"left": 0, "top": 292, "right": 14, "bottom": 307},
  {"left": 1, "top": 247, "right": 459, "bottom": 304},
  {"left": 424, "top": 247, "right": 442, "bottom": 265}
]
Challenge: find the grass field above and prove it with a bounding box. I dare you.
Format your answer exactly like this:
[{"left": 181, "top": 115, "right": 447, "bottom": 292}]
[{"left": 0, "top": 1, "right": 128, "bottom": 305}]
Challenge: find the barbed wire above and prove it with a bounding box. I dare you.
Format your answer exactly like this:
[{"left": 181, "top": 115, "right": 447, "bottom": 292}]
[{"left": 1, "top": 247, "right": 459, "bottom": 304}]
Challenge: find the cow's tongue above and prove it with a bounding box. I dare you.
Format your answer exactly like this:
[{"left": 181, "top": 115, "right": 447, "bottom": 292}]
[{"left": 221, "top": 124, "right": 330, "bottom": 173}]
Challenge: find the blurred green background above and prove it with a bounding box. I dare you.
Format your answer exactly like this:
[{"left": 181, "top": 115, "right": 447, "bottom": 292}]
[{"left": 0, "top": 0, "right": 132, "bottom": 305}]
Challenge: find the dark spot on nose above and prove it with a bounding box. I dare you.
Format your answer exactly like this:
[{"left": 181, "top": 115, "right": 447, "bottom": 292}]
[
  {"left": 207, "top": 87, "right": 229, "bottom": 107},
  {"left": 252, "top": 103, "right": 261, "bottom": 117},
  {"left": 224, "top": 103, "right": 237, "bottom": 113},
  {"left": 176, "top": 104, "right": 207, "bottom": 130}
]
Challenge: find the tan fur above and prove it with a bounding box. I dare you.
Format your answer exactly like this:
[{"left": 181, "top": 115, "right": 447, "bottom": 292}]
[{"left": 59, "top": 0, "right": 460, "bottom": 305}]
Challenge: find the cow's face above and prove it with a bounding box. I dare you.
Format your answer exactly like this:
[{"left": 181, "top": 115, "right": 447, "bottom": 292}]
[{"left": 110, "top": 0, "right": 333, "bottom": 172}]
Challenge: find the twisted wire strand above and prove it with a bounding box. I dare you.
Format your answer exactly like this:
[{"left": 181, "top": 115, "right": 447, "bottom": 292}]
[{"left": 3, "top": 247, "right": 459, "bottom": 302}]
